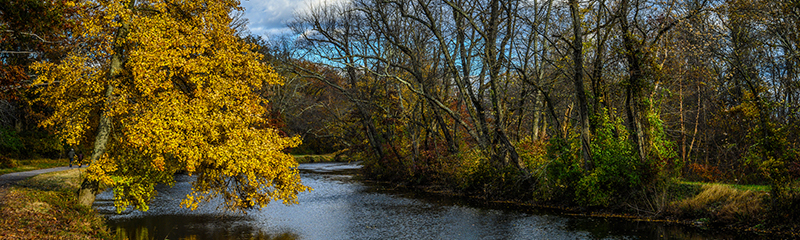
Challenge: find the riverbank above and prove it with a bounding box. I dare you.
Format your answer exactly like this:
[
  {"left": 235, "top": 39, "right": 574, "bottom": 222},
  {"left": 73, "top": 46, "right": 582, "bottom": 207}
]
[
  {"left": 0, "top": 168, "right": 111, "bottom": 239},
  {"left": 367, "top": 177, "right": 799, "bottom": 238}
]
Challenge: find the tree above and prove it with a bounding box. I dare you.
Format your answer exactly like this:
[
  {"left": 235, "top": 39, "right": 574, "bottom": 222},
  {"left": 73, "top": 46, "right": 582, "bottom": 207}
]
[
  {"left": 568, "top": 0, "right": 593, "bottom": 170},
  {"left": 1, "top": 0, "right": 79, "bottom": 158},
  {"left": 244, "top": 34, "right": 352, "bottom": 155},
  {"left": 31, "top": 0, "right": 309, "bottom": 212},
  {"left": 1, "top": 0, "right": 73, "bottom": 100}
]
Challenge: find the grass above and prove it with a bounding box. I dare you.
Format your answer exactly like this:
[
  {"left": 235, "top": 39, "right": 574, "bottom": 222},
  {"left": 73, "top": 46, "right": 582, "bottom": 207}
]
[
  {"left": 0, "top": 158, "right": 68, "bottom": 175},
  {"left": 0, "top": 169, "right": 112, "bottom": 239},
  {"left": 681, "top": 181, "right": 771, "bottom": 192},
  {"left": 669, "top": 184, "right": 766, "bottom": 223}
]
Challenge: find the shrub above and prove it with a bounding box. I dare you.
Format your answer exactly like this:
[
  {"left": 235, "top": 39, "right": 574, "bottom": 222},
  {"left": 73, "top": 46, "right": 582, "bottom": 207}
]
[
  {"left": 742, "top": 123, "right": 800, "bottom": 221},
  {"left": 644, "top": 107, "right": 680, "bottom": 180},
  {"left": 517, "top": 137, "right": 556, "bottom": 200},
  {"left": 19, "top": 128, "right": 64, "bottom": 158},
  {"left": 0, "top": 127, "right": 23, "bottom": 155},
  {"left": 517, "top": 136, "right": 550, "bottom": 171},
  {"left": 0, "top": 154, "right": 17, "bottom": 169},
  {"left": 689, "top": 163, "right": 726, "bottom": 182},
  {"left": 456, "top": 152, "right": 531, "bottom": 199},
  {"left": 577, "top": 112, "right": 641, "bottom": 206},
  {"left": 545, "top": 134, "right": 582, "bottom": 203},
  {"left": 545, "top": 110, "right": 654, "bottom": 206},
  {"left": 768, "top": 187, "right": 800, "bottom": 224}
]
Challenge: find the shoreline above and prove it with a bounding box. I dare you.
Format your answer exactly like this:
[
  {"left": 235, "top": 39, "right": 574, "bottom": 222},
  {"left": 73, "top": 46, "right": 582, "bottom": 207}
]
[{"left": 360, "top": 178, "right": 799, "bottom": 238}]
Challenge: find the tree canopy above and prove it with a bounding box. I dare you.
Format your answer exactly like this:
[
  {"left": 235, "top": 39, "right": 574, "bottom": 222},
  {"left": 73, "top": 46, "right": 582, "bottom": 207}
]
[{"left": 31, "top": 0, "right": 309, "bottom": 212}]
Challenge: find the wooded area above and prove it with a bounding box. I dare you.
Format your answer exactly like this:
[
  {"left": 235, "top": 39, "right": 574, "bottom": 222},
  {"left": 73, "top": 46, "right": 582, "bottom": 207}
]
[
  {"left": 259, "top": 0, "right": 799, "bottom": 212},
  {"left": 1, "top": 0, "right": 798, "bottom": 223}
]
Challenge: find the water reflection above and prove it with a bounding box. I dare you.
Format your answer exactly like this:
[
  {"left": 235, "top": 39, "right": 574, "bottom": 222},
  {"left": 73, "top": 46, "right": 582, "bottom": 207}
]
[
  {"left": 98, "top": 162, "right": 757, "bottom": 240},
  {"left": 111, "top": 215, "right": 299, "bottom": 240}
]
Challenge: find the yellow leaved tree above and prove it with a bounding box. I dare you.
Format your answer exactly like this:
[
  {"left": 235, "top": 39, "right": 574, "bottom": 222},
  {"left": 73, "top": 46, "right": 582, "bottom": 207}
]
[{"left": 31, "top": 0, "right": 309, "bottom": 212}]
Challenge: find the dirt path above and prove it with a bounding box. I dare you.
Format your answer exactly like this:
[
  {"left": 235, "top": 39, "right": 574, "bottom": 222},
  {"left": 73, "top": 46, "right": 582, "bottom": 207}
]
[{"left": 0, "top": 166, "right": 79, "bottom": 186}]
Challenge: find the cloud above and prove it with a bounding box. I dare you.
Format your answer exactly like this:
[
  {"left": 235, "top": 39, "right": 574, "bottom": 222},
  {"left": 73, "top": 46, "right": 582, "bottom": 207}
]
[{"left": 240, "top": 0, "right": 343, "bottom": 37}]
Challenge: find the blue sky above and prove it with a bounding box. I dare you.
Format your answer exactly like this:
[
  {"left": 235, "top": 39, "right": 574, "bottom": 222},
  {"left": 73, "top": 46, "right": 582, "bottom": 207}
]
[{"left": 240, "top": 0, "right": 339, "bottom": 37}]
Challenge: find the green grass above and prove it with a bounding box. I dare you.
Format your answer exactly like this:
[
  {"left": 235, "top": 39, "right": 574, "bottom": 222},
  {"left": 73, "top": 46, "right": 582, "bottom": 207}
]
[
  {"left": 681, "top": 181, "right": 771, "bottom": 192},
  {"left": 0, "top": 158, "right": 67, "bottom": 175}
]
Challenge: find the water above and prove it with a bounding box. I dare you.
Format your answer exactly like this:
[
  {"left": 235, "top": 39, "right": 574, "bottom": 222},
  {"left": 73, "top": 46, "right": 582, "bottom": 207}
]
[{"left": 96, "top": 162, "right": 755, "bottom": 239}]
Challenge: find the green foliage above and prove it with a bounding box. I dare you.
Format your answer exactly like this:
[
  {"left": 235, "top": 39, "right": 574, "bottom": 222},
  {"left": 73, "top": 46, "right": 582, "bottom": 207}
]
[
  {"left": 578, "top": 112, "right": 641, "bottom": 206},
  {"left": 644, "top": 103, "right": 681, "bottom": 181},
  {"left": 545, "top": 110, "right": 657, "bottom": 206},
  {"left": 19, "top": 128, "right": 64, "bottom": 158},
  {"left": 0, "top": 126, "right": 63, "bottom": 159},
  {"left": 738, "top": 104, "right": 799, "bottom": 220},
  {"left": 0, "top": 127, "right": 23, "bottom": 154},
  {"left": 544, "top": 134, "right": 583, "bottom": 202}
]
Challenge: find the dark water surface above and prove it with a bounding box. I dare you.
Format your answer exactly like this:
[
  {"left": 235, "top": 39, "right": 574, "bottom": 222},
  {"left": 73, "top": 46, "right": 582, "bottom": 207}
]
[{"left": 96, "top": 162, "right": 755, "bottom": 239}]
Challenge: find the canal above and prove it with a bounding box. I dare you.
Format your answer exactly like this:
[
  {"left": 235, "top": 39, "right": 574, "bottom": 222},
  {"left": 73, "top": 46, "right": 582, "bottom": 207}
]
[{"left": 96, "top": 162, "right": 753, "bottom": 239}]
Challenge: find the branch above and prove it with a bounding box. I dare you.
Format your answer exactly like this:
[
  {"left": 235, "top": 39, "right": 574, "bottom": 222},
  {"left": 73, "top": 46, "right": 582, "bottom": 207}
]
[
  {"left": 2, "top": 30, "right": 54, "bottom": 44},
  {"left": 0, "top": 51, "right": 40, "bottom": 54},
  {"left": 650, "top": 0, "right": 711, "bottom": 45}
]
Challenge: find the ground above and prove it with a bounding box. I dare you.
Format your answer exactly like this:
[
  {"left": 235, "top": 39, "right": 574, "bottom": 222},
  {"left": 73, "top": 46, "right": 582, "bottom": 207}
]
[{"left": 0, "top": 168, "right": 111, "bottom": 239}]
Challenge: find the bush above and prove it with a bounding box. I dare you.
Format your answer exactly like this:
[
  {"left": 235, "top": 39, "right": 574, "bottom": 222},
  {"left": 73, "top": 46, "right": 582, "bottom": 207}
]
[
  {"left": 0, "top": 154, "right": 17, "bottom": 169},
  {"left": 545, "top": 111, "right": 651, "bottom": 206},
  {"left": 544, "top": 135, "right": 583, "bottom": 203},
  {"left": 0, "top": 127, "right": 64, "bottom": 159},
  {"left": 456, "top": 150, "right": 532, "bottom": 199},
  {"left": 578, "top": 113, "right": 641, "bottom": 206},
  {"left": 0, "top": 127, "right": 23, "bottom": 156},
  {"left": 19, "top": 128, "right": 64, "bottom": 158}
]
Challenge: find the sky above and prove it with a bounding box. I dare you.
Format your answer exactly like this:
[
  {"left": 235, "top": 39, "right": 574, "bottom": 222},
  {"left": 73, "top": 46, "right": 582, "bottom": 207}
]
[{"left": 239, "top": 0, "right": 339, "bottom": 37}]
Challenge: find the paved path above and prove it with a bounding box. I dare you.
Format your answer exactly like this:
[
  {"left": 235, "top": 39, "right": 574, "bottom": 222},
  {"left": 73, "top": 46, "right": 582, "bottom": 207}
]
[{"left": 0, "top": 166, "right": 78, "bottom": 186}]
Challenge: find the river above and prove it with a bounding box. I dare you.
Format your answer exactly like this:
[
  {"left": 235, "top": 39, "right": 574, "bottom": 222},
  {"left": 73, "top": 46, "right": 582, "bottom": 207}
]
[{"left": 95, "top": 162, "right": 755, "bottom": 239}]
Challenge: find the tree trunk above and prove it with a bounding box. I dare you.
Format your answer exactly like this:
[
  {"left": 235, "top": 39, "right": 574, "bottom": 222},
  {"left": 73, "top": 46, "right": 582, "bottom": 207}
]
[
  {"left": 619, "top": 0, "right": 648, "bottom": 163},
  {"left": 532, "top": 90, "right": 543, "bottom": 140},
  {"left": 570, "top": 0, "right": 593, "bottom": 171},
  {"left": 77, "top": 0, "right": 134, "bottom": 207}
]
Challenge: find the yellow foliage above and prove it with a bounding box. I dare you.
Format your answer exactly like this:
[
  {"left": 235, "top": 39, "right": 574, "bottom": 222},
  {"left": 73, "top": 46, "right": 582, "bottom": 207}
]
[{"left": 31, "top": 0, "right": 309, "bottom": 212}]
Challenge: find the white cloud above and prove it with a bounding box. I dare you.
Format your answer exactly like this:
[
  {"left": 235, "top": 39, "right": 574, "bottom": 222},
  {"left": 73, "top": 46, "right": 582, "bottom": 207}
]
[{"left": 240, "top": 0, "right": 344, "bottom": 37}]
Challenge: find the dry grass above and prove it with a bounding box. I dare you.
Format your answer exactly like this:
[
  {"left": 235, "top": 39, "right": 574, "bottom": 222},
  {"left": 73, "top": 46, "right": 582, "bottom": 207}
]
[{"left": 670, "top": 184, "right": 766, "bottom": 223}]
